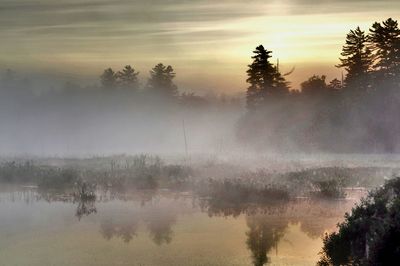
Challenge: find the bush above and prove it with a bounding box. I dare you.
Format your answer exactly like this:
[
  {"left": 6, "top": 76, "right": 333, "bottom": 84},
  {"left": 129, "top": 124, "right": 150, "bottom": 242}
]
[{"left": 318, "top": 177, "right": 400, "bottom": 265}]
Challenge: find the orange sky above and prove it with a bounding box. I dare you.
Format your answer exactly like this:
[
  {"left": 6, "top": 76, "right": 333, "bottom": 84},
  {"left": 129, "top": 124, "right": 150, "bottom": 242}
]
[{"left": 1, "top": 0, "right": 400, "bottom": 93}]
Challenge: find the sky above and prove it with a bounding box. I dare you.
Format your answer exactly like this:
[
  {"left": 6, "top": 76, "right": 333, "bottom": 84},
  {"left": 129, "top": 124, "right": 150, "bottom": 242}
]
[{"left": 1, "top": 0, "right": 400, "bottom": 93}]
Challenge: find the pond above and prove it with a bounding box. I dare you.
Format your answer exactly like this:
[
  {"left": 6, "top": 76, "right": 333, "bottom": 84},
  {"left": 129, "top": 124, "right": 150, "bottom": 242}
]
[{"left": 0, "top": 187, "right": 361, "bottom": 266}]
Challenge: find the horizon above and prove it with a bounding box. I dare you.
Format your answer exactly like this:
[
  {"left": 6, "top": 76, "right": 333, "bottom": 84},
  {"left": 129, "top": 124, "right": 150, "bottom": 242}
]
[
  {"left": 1, "top": 0, "right": 400, "bottom": 94},
  {"left": 2, "top": 2, "right": 400, "bottom": 265}
]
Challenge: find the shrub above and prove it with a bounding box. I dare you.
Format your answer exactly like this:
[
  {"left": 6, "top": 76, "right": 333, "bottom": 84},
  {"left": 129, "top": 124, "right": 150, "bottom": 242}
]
[{"left": 318, "top": 177, "right": 400, "bottom": 265}]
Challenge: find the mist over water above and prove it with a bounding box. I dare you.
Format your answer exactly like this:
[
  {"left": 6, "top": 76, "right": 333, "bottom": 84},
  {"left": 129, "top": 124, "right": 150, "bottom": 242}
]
[
  {"left": 0, "top": 187, "right": 359, "bottom": 266},
  {"left": 0, "top": 71, "right": 243, "bottom": 156},
  {"left": 1, "top": 2, "right": 400, "bottom": 264},
  {"left": 2, "top": 69, "right": 400, "bottom": 158}
]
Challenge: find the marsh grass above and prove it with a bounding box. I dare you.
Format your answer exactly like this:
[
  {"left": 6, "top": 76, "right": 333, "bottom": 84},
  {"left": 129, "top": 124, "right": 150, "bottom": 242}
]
[
  {"left": 0, "top": 156, "right": 395, "bottom": 203},
  {"left": 311, "top": 178, "right": 346, "bottom": 199},
  {"left": 196, "top": 178, "right": 290, "bottom": 217},
  {"left": 0, "top": 155, "right": 193, "bottom": 192}
]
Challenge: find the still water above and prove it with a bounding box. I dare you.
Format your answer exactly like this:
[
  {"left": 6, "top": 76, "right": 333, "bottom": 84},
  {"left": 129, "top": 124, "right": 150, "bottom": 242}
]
[{"left": 0, "top": 187, "right": 359, "bottom": 266}]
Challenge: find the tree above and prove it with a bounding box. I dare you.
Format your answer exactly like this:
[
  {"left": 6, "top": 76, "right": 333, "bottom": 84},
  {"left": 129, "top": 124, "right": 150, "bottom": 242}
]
[
  {"left": 300, "top": 75, "right": 328, "bottom": 95},
  {"left": 274, "top": 66, "right": 290, "bottom": 96},
  {"left": 117, "top": 65, "right": 139, "bottom": 90},
  {"left": 318, "top": 177, "right": 400, "bottom": 266},
  {"left": 246, "top": 45, "right": 288, "bottom": 109},
  {"left": 146, "top": 63, "right": 178, "bottom": 97},
  {"left": 180, "top": 92, "right": 208, "bottom": 107},
  {"left": 369, "top": 18, "right": 400, "bottom": 83},
  {"left": 100, "top": 68, "right": 117, "bottom": 89},
  {"left": 337, "top": 27, "right": 372, "bottom": 91},
  {"left": 327, "top": 78, "right": 342, "bottom": 91}
]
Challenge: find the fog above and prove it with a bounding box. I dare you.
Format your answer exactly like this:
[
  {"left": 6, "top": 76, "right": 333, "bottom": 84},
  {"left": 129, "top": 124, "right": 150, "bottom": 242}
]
[
  {"left": 2, "top": 69, "right": 400, "bottom": 158},
  {"left": 0, "top": 70, "right": 244, "bottom": 157},
  {"left": 2, "top": 5, "right": 400, "bottom": 265}
]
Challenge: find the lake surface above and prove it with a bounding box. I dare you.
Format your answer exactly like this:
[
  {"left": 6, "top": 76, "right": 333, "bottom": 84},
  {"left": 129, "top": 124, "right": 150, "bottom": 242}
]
[{"left": 0, "top": 187, "right": 360, "bottom": 266}]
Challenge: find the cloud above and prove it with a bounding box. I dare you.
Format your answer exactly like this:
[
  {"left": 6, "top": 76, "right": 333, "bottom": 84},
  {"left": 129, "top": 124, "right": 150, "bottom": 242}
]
[{"left": 0, "top": 0, "right": 399, "bottom": 92}]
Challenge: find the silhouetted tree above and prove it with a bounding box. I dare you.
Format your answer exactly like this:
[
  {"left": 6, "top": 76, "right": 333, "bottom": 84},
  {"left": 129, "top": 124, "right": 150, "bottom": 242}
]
[
  {"left": 337, "top": 27, "right": 372, "bottom": 91},
  {"left": 327, "top": 78, "right": 342, "bottom": 91},
  {"left": 246, "top": 45, "right": 288, "bottom": 109},
  {"left": 146, "top": 63, "right": 178, "bottom": 97},
  {"left": 117, "top": 65, "right": 140, "bottom": 90},
  {"left": 369, "top": 18, "right": 400, "bottom": 83},
  {"left": 100, "top": 68, "right": 118, "bottom": 89},
  {"left": 180, "top": 92, "right": 208, "bottom": 107},
  {"left": 300, "top": 75, "right": 328, "bottom": 95},
  {"left": 318, "top": 177, "right": 400, "bottom": 266}
]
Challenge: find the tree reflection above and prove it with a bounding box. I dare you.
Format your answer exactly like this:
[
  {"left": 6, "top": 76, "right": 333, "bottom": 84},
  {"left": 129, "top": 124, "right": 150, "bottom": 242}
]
[
  {"left": 246, "top": 215, "right": 288, "bottom": 266},
  {"left": 74, "top": 197, "right": 97, "bottom": 220},
  {"left": 33, "top": 187, "right": 98, "bottom": 220},
  {"left": 11, "top": 186, "right": 356, "bottom": 256},
  {"left": 199, "top": 194, "right": 289, "bottom": 218},
  {"left": 200, "top": 194, "right": 357, "bottom": 266},
  {"left": 200, "top": 193, "right": 290, "bottom": 266},
  {"left": 100, "top": 218, "right": 138, "bottom": 243},
  {"left": 145, "top": 209, "right": 176, "bottom": 245},
  {"left": 98, "top": 209, "right": 177, "bottom": 245}
]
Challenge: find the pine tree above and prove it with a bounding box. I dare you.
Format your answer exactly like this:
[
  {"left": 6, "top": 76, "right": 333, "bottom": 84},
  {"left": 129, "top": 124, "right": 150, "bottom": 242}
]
[
  {"left": 147, "top": 63, "right": 178, "bottom": 97},
  {"left": 369, "top": 18, "right": 400, "bottom": 82},
  {"left": 300, "top": 75, "right": 328, "bottom": 95},
  {"left": 100, "top": 68, "right": 117, "bottom": 89},
  {"left": 117, "top": 65, "right": 139, "bottom": 90},
  {"left": 246, "top": 45, "right": 288, "bottom": 109},
  {"left": 273, "top": 69, "right": 290, "bottom": 96},
  {"left": 328, "top": 78, "right": 342, "bottom": 91},
  {"left": 337, "top": 27, "right": 372, "bottom": 91}
]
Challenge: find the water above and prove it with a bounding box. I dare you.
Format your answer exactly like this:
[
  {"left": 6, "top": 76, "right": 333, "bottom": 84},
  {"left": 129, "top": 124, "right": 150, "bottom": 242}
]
[{"left": 0, "top": 187, "right": 359, "bottom": 266}]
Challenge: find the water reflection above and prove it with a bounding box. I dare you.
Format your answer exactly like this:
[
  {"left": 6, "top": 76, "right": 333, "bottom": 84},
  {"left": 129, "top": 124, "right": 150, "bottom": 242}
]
[
  {"left": 98, "top": 207, "right": 176, "bottom": 245},
  {"left": 100, "top": 218, "right": 138, "bottom": 243},
  {"left": 0, "top": 187, "right": 359, "bottom": 265},
  {"left": 246, "top": 215, "right": 287, "bottom": 266},
  {"left": 200, "top": 194, "right": 359, "bottom": 265},
  {"left": 145, "top": 209, "right": 176, "bottom": 245},
  {"left": 75, "top": 198, "right": 97, "bottom": 220}
]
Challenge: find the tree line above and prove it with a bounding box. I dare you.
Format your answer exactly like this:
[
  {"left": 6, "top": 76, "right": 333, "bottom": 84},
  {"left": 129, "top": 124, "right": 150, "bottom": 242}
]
[
  {"left": 245, "top": 18, "right": 400, "bottom": 107},
  {"left": 239, "top": 18, "right": 400, "bottom": 153},
  {"left": 0, "top": 63, "right": 241, "bottom": 110},
  {"left": 100, "top": 63, "right": 178, "bottom": 98},
  {"left": 1, "top": 18, "right": 399, "bottom": 153}
]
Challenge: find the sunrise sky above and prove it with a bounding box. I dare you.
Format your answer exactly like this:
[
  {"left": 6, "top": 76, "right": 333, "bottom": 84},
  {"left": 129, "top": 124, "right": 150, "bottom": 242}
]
[{"left": 1, "top": 0, "right": 400, "bottom": 93}]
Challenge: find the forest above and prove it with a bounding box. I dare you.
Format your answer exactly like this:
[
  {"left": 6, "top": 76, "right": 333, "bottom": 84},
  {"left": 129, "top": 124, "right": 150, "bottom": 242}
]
[
  {"left": 1, "top": 15, "right": 400, "bottom": 266},
  {"left": 1, "top": 18, "right": 399, "bottom": 155},
  {"left": 240, "top": 18, "right": 400, "bottom": 153}
]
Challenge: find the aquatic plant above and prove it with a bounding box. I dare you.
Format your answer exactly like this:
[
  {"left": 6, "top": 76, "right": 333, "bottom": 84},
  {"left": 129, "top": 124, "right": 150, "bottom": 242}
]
[
  {"left": 311, "top": 178, "right": 346, "bottom": 199},
  {"left": 197, "top": 179, "right": 290, "bottom": 217}
]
